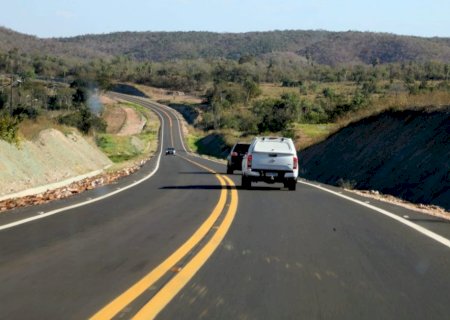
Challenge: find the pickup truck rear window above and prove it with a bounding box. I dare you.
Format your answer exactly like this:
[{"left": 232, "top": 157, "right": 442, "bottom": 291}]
[
  {"left": 233, "top": 144, "right": 250, "bottom": 153},
  {"left": 253, "top": 141, "right": 291, "bottom": 153}
]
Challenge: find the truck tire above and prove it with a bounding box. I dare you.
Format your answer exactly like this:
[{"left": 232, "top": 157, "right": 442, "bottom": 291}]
[
  {"left": 242, "top": 175, "right": 251, "bottom": 189},
  {"left": 287, "top": 179, "right": 297, "bottom": 191},
  {"left": 227, "top": 166, "right": 233, "bottom": 174}
]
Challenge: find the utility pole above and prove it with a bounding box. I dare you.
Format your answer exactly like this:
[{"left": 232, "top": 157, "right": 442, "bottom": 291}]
[
  {"left": 10, "top": 73, "right": 13, "bottom": 115},
  {"left": 9, "top": 54, "right": 15, "bottom": 116}
]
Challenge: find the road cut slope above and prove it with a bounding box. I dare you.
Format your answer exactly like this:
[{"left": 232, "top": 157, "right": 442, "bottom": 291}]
[
  {"left": 300, "top": 108, "right": 450, "bottom": 209},
  {"left": 0, "top": 129, "right": 111, "bottom": 198}
]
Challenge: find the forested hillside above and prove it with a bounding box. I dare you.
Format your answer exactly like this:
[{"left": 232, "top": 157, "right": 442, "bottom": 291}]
[
  {"left": 1, "top": 27, "right": 450, "bottom": 65},
  {"left": 0, "top": 27, "right": 107, "bottom": 60}
]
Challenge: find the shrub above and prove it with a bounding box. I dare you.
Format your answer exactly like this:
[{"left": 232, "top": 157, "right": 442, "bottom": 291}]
[
  {"left": 58, "top": 108, "right": 106, "bottom": 134},
  {"left": 237, "top": 112, "right": 258, "bottom": 134},
  {"left": 0, "top": 114, "right": 20, "bottom": 144},
  {"left": 12, "top": 106, "right": 40, "bottom": 120},
  {"left": 436, "top": 81, "right": 450, "bottom": 91},
  {"left": 303, "top": 104, "right": 329, "bottom": 123},
  {"left": 282, "top": 124, "right": 296, "bottom": 139},
  {"left": 337, "top": 178, "right": 357, "bottom": 190},
  {"left": 0, "top": 92, "right": 8, "bottom": 110},
  {"left": 282, "top": 79, "right": 302, "bottom": 87}
]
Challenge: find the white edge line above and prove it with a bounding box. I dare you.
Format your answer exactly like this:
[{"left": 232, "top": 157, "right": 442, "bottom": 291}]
[
  {"left": 0, "top": 105, "right": 165, "bottom": 232},
  {"left": 158, "top": 96, "right": 450, "bottom": 250},
  {"left": 115, "top": 95, "right": 450, "bottom": 250},
  {"left": 298, "top": 180, "right": 450, "bottom": 249},
  {"left": 155, "top": 101, "right": 225, "bottom": 165}
]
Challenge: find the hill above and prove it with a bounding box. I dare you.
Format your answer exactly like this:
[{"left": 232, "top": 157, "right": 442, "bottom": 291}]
[
  {"left": 1, "top": 27, "right": 450, "bottom": 65},
  {"left": 300, "top": 108, "right": 450, "bottom": 210},
  {"left": 0, "top": 27, "right": 109, "bottom": 60}
]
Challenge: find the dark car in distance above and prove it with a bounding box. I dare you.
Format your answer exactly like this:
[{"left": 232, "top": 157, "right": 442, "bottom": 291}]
[
  {"left": 165, "top": 147, "right": 176, "bottom": 155},
  {"left": 226, "top": 143, "right": 250, "bottom": 174}
]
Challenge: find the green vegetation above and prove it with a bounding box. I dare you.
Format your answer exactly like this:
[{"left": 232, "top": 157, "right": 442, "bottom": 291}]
[
  {"left": 96, "top": 134, "right": 140, "bottom": 163},
  {"left": 186, "top": 131, "right": 203, "bottom": 153},
  {"left": 185, "top": 128, "right": 252, "bottom": 159},
  {"left": 1, "top": 26, "right": 449, "bottom": 155},
  {"left": 58, "top": 107, "right": 106, "bottom": 134},
  {"left": 297, "top": 123, "right": 336, "bottom": 139},
  {"left": 96, "top": 103, "right": 159, "bottom": 163},
  {"left": 0, "top": 65, "right": 107, "bottom": 142},
  {"left": 2, "top": 27, "right": 450, "bottom": 65},
  {"left": 0, "top": 113, "right": 20, "bottom": 144}
]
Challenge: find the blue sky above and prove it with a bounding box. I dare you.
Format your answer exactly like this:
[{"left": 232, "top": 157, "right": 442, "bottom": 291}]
[{"left": 1, "top": 0, "right": 449, "bottom": 38}]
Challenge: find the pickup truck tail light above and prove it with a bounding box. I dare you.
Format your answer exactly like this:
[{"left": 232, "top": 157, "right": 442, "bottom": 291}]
[
  {"left": 247, "top": 154, "right": 252, "bottom": 169},
  {"left": 293, "top": 156, "right": 298, "bottom": 170}
]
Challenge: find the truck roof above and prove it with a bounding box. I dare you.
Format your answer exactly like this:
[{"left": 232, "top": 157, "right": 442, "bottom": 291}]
[{"left": 252, "top": 137, "right": 293, "bottom": 153}]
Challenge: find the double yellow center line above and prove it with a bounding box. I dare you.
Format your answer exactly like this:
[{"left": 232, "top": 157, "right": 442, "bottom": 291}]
[
  {"left": 152, "top": 102, "right": 174, "bottom": 147},
  {"left": 90, "top": 156, "right": 238, "bottom": 320}
]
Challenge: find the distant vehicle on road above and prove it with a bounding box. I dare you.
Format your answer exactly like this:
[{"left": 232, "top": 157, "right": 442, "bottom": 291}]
[
  {"left": 226, "top": 143, "right": 250, "bottom": 174},
  {"left": 241, "top": 137, "right": 298, "bottom": 190},
  {"left": 165, "top": 147, "right": 176, "bottom": 155}
]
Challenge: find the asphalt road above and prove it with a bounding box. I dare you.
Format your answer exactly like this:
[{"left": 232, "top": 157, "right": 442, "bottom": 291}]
[{"left": 0, "top": 94, "right": 449, "bottom": 320}]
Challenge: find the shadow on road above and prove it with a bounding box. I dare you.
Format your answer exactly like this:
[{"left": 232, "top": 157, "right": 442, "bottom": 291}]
[
  {"left": 161, "top": 185, "right": 283, "bottom": 191},
  {"left": 242, "top": 186, "right": 284, "bottom": 191},
  {"left": 178, "top": 171, "right": 216, "bottom": 175},
  {"left": 407, "top": 217, "right": 450, "bottom": 224},
  {"left": 161, "top": 185, "right": 227, "bottom": 190},
  {"left": 179, "top": 171, "right": 249, "bottom": 176}
]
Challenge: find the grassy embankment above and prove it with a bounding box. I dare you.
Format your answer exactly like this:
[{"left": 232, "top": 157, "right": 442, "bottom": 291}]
[
  {"left": 96, "top": 101, "right": 159, "bottom": 166},
  {"left": 16, "top": 98, "right": 160, "bottom": 167}
]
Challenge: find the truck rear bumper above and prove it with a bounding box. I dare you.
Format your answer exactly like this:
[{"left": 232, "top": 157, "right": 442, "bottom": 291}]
[{"left": 244, "top": 169, "right": 297, "bottom": 183}]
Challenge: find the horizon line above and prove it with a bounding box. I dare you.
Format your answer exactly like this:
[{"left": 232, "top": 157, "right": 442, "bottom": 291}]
[{"left": 1, "top": 25, "right": 448, "bottom": 40}]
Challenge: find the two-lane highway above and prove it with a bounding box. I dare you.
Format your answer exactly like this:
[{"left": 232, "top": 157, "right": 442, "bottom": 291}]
[
  {"left": 0, "top": 94, "right": 237, "bottom": 319},
  {"left": 0, "top": 94, "right": 449, "bottom": 319}
]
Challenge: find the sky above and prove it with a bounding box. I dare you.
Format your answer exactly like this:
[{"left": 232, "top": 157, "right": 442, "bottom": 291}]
[{"left": 1, "top": 0, "right": 449, "bottom": 38}]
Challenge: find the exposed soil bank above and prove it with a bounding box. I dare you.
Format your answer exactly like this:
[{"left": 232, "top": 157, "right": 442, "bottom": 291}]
[
  {"left": 300, "top": 108, "right": 450, "bottom": 210},
  {"left": 0, "top": 129, "right": 112, "bottom": 198}
]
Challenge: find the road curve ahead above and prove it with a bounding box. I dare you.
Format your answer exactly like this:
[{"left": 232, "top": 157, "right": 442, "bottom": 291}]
[{"left": 0, "top": 94, "right": 449, "bottom": 320}]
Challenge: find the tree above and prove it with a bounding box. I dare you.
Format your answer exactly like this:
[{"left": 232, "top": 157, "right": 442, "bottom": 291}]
[
  {"left": 0, "top": 92, "right": 8, "bottom": 110},
  {"left": 243, "top": 79, "right": 261, "bottom": 104},
  {"left": 253, "top": 94, "right": 300, "bottom": 132}
]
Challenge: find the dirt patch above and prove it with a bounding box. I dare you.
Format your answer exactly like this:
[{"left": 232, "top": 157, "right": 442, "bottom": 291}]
[
  {"left": 103, "top": 105, "right": 127, "bottom": 134},
  {"left": 117, "top": 107, "right": 146, "bottom": 136},
  {"left": 99, "top": 95, "right": 116, "bottom": 105}
]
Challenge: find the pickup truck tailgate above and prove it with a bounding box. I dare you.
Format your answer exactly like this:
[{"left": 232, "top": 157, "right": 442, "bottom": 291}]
[{"left": 252, "top": 152, "right": 293, "bottom": 171}]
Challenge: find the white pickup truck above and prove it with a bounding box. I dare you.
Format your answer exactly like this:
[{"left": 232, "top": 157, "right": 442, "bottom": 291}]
[{"left": 241, "top": 137, "right": 298, "bottom": 190}]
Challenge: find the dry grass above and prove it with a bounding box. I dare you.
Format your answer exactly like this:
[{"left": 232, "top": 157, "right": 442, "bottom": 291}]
[
  {"left": 335, "top": 91, "right": 450, "bottom": 129},
  {"left": 19, "top": 114, "right": 74, "bottom": 141},
  {"left": 133, "top": 84, "right": 203, "bottom": 104},
  {"left": 373, "top": 91, "right": 450, "bottom": 111},
  {"left": 259, "top": 83, "right": 300, "bottom": 98},
  {"left": 259, "top": 81, "right": 357, "bottom": 101},
  {"left": 295, "top": 123, "right": 337, "bottom": 150},
  {"left": 102, "top": 104, "right": 127, "bottom": 134}
]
